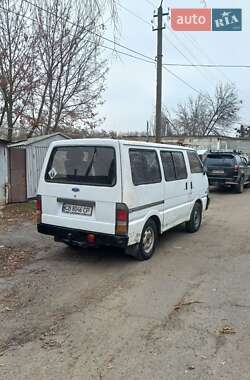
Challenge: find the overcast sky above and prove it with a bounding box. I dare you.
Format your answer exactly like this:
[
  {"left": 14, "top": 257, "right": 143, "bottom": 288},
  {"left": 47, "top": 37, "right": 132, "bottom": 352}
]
[{"left": 100, "top": 0, "right": 249, "bottom": 134}]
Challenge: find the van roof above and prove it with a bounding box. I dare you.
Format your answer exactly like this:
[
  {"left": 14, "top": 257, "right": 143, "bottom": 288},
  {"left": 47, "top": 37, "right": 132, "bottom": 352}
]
[{"left": 50, "top": 138, "right": 195, "bottom": 151}]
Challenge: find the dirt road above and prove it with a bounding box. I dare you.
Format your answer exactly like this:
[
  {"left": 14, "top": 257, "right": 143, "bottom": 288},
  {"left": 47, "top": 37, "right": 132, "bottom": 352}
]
[{"left": 1, "top": 190, "right": 250, "bottom": 380}]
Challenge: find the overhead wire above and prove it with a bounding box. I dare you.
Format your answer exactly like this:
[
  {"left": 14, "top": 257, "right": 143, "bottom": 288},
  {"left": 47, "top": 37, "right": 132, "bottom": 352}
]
[
  {"left": 21, "top": 0, "right": 208, "bottom": 95},
  {"left": 21, "top": 0, "right": 156, "bottom": 63},
  {"left": 163, "top": 0, "right": 249, "bottom": 93},
  {"left": 164, "top": 63, "right": 250, "bottom": 69},
  {"left": 115, "top": 0, "right": 214, "bottom": 95},
  {"left": 1, "top": 1, "right": 226, "bottom": 99}
]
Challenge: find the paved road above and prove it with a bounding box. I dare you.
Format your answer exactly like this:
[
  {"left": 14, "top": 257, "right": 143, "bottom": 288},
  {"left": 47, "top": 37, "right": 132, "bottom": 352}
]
[{"left": 1, "top": 189, "right": 250, "bottom": 380}]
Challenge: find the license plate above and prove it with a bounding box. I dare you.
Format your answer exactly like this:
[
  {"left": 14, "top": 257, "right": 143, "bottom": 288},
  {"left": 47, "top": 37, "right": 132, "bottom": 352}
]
[
  {"left": 62, "top": 203, "right": 92, "bottom": 216},
  {"left": 212, "top": 170, "right": 224, "bottom": 174}
]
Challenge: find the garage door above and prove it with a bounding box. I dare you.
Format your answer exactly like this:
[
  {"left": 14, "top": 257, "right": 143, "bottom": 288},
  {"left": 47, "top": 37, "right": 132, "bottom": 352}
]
[{"left": 9, "top": 148, "right": 27, "bottom": 203}]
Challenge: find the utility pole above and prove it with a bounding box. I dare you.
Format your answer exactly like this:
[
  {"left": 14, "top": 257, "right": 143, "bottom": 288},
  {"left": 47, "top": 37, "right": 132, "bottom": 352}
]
[
  {"left": 146, "top": 120, "right": 149, "bottom": 141},
  {"left": 153, "top": 2, "right": 168, "bottom": 143}
]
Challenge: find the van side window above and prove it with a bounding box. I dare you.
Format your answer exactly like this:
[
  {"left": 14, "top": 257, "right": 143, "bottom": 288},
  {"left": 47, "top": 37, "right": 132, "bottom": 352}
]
[
  {"left": 160, "top": 151, "right": 176, "bottom": 181},
  {"left": 129, "top": 149, "right": 162, "bottom": 186},
  {"left": 187, "top": 151, "right": 203, "bottom": 174},
  {"left": 172, "top": 152, "right": 187, "bottom": 180}
]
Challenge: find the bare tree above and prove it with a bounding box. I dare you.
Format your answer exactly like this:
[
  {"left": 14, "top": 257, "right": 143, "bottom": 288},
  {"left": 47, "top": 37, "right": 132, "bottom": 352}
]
[
  {"left": 27, "top": 0, "right": 112, "bottom": 137},
  {"left": 0, "top": 0, "right": 118, "bottom": 141},
  {"left": 0, "top": 0, "right": 36, "bottom": 141},
  {"left": 174, "top": 83, "right": 241, "bottom": 136},
  {"left": 149, "top": 107, "right": 176, "bottom": 137}
]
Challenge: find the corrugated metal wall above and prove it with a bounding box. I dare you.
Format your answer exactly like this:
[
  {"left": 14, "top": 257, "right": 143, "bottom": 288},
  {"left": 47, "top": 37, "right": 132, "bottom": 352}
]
[
  {"left": 0, "top": 145, "right": 8, "bottom": 204},
  {"left": 26, "top": 136, "right": 67, "bottom": 198},
  {"left": 26, "top": 146, "right": 48, "bottom": 198}
]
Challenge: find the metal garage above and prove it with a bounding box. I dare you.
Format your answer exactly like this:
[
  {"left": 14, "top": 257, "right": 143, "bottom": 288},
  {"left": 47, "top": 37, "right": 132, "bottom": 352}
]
[
  {"left": 9, "top": 133, "right": 69, "bottom": 201},
  {"left": 0, "top": 139, "right": 8, "bottom": 205}
]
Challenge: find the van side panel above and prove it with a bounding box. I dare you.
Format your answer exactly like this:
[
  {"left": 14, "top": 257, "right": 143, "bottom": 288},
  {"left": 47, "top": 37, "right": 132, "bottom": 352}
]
[
  {"left": 121, "top": 145, "right": 209, "bottom": 247},
  {"left": 120, "top": 144, "right": 164, "bottom": 246}
]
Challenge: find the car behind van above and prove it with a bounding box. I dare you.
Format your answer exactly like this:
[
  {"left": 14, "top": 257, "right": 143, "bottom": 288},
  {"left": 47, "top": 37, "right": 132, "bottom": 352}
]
[
  {"left": 37, "top": 139, "right": 209, "bottom": 260},
  {"left": 205, "top": 151, "right": 250, "bottom": 193}
]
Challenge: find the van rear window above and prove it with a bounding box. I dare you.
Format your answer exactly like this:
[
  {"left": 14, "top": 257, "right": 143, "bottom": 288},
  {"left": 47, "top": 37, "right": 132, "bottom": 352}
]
[{"left": 45, "top": 146, "right": 116, "bottom": 186}]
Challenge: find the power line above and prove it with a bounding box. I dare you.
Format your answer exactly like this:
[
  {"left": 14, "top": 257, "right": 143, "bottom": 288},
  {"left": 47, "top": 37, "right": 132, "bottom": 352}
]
[
  {"left": 117, "top": 2, "right": 151, "bottom": 26},
  {"left": 179, "top": 33, "right": 224, "bottom": 83},
  {"left": 164, "top": 63, "right": 250, "bottom": 69},
  {"left": 21, "top": 0, "right": 156, "bottom": 63},
  {"left": 147, "top": 0, "right": 229, "bottom": 86},
  {"left": 163, "top": 33, "right": 216, "bottom": 91},
  {"left": 0, "top": 2, "right": 211, "bottom": 99},
  {"left": 119, "top": 0, "right": 217, "bottom": 91},
  {"left": 183, "top": 32, "right": 250, "bottom": 104},
  {"left": 146, "top": 0, "right": 220, "bottom": 89},
  {"left": 101, "top": 44, "right": 156, "bottom": 65},
  {"left": 144, "top": 0, "right": 157, "bottom": 8},
  {"left": 163, "top": 66, "right": 202, "bottom": 95},
  {"left": 22, "top": 0, "right": 209, "bottom": 94},
  {"left": 0, "top": 4, "right": 157, "bottom": 68}
]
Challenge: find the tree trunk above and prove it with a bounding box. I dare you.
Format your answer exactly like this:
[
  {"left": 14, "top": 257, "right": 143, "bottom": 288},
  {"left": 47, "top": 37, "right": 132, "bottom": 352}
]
[{"left": 7, "top": 103, "right": 13, "bottom": 142}]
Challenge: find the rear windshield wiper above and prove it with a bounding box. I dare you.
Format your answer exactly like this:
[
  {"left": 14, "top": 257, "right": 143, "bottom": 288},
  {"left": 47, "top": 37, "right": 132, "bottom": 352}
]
[{"left": 85, "top": 148, "right": 97, "bottom": 176}]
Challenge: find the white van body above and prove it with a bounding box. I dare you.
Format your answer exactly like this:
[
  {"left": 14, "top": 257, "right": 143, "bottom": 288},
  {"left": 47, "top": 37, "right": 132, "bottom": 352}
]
[{"left": 37, "top": 139, "right": 209, "bottom": 259}]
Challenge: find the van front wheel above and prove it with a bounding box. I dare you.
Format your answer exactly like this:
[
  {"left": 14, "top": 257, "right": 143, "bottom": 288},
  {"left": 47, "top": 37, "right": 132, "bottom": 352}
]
[
  {"left": 128, "top": 219, "right": 158, "bottom": 261},
  {"left": 186, "top": 202, "right": 202, "bottom": 233}
]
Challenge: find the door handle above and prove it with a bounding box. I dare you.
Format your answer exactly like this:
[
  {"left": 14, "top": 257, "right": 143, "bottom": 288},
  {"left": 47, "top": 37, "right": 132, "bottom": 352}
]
[
  {"left": 191, "top": 181, "right": 193, "bottom": 189},
  {"left": 185, "top": 182, "right": 188, "bottom": 190}
]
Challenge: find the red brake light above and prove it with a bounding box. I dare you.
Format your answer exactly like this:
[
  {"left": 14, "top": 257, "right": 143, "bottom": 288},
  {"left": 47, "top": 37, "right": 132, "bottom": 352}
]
[
  {"left": 117, "top": 210, "right": 128, "bottom": 222},
  {"left": 36, "top": 197, "right": 41, "bottom": 211},
  {"left": 115, "top": 204, "right": 129, "bottom": 235},
  {"left": 87, "top": 234, "right": 96, "bottom": 244},
  {"left": 36, "top": 195, "right": 42, "bottom": 223}
]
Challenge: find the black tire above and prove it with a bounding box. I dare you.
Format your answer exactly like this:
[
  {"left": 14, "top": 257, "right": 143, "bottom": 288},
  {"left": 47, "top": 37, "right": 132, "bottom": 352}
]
[
  {"left": 236, "top": 178, "right": 244, "bottom": 193},
  {"left": 186, "top": 202, "right": 202, "bottom": 233},
  {"left": 127, "top": 219, "right": 158, "bottom": 261}
]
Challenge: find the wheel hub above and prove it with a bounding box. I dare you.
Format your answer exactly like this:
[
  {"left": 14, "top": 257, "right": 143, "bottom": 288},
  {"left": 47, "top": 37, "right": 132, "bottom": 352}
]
[{"left": 142, "top": 227, "right": 154, "bottom": 254}]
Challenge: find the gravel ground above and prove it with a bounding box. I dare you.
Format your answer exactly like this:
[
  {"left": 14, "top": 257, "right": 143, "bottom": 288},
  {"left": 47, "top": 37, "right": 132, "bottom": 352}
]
[{"left": 0, "top": 189, "right": 250, "bottom": 380}]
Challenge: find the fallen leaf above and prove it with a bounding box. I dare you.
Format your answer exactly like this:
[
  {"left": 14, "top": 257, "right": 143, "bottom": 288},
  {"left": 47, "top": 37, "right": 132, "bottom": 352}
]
[
  {"left": 174, "top": 300, "right": 203, "bottom": 311},
  {"left": 219, "top": 325, "right": 236, "bottom": 335},
  {"left": 4, "top": 307, "right": 13, "bottom": 312}
]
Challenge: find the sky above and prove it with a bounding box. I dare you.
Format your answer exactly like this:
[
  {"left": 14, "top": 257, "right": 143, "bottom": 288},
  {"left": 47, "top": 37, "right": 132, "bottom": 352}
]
[{"left": 100, "top": 0, "right": 250, "bottom": 134}]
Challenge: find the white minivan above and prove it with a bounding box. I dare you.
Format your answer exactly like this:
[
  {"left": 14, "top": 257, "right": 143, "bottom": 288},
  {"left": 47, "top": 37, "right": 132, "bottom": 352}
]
[{"left": 37, "top": 139, "right": 209, "bottom": 260}]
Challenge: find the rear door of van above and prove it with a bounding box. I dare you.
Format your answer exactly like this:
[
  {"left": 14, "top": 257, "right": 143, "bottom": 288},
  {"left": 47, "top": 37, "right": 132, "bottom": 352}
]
[
  {"left": 187, "top": 150, "right": 208, "bottom": 205},
  {"left": 38, "top": 140, "right": 122, "bottom": 235}
]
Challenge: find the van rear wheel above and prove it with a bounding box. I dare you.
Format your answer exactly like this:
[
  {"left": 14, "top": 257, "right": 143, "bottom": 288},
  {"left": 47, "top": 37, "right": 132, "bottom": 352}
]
[
  {"left": 186, "top": 202, "right": 202, "bottom": 233},
  {"left": 128, "top": 219, "right": 158, "bottom": 261}
]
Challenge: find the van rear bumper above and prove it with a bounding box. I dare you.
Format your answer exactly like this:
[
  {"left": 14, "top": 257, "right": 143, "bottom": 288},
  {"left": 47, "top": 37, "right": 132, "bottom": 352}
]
[{"left": 37, "top": 223, "right": 128, "bottom": 248}]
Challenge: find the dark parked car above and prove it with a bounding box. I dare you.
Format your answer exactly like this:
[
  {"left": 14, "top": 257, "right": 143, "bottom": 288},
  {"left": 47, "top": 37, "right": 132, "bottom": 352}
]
[{"left": 204, "top": 151, "right": 250, "bottom": 193}]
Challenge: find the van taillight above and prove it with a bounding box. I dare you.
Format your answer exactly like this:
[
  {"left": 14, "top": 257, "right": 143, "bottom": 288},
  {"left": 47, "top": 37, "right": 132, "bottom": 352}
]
[
  {"left": 234, "top": 165, "right": 239, "bottom": 171},
  {"left": 115, "top": 203, "right": 129, "bottom": 235},
  {"left": 36, "top": 195, "right": 42, "bottom": 223}
]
